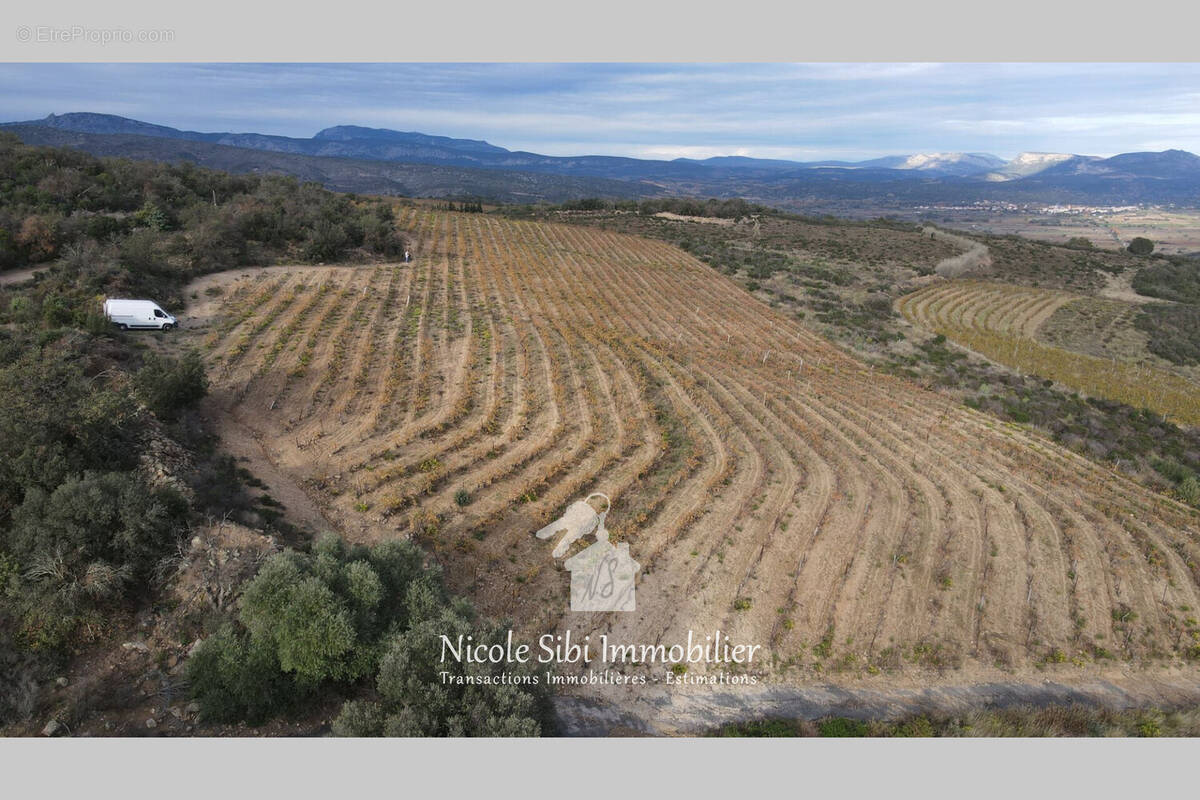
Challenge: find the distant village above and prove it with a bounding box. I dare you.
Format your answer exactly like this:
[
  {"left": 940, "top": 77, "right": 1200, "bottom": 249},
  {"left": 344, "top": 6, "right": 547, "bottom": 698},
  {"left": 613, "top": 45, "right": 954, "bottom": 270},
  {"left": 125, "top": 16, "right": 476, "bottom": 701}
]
[{"left": 914, "top": 201, "right": 1150, "bottom": 215}]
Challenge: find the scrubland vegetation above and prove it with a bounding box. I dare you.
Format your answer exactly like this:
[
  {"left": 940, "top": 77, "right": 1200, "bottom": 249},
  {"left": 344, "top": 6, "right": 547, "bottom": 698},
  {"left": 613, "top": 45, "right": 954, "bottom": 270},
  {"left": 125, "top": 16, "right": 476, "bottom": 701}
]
[
  {"left": 1131, "top": 258, "right": 1200, "bottom": 304},
  {"left": 0, "top": 136, "right": 403, "bottom": 728},
  {"left": 187, "top": 534, "right": 549, "bottom": 734}
]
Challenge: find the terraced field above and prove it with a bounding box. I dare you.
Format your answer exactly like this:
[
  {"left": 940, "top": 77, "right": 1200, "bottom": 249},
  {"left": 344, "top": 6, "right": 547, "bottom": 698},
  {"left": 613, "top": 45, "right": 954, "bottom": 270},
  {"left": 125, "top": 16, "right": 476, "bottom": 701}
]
[
  {"left": 185, "top": 210, "right": 1200, "bottom": 680},
  {"left": 898, "top": 281, "right": 1200, "bottom": 427}
]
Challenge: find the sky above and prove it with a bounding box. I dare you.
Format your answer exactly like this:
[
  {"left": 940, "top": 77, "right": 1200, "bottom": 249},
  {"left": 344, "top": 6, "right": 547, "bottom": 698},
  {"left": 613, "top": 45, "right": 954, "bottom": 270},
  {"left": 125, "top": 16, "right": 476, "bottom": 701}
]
[{"left": 2, "top": 63, "right": 1199, "bottom": 162}]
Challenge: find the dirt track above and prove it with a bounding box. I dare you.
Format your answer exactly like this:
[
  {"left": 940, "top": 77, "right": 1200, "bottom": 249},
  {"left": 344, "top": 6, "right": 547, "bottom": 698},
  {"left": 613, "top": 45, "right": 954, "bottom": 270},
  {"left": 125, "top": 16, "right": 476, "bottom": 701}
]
[
  {"left": 924, "top": 226, "right": 992, "bottom": 277},
  {"left": 0, "top": 267, "right": 42, "bottom": 286},
  {"left": 180, "top": 209, "right": 1200, "bottom": 693},
  {"left": 554, "top": 674, "right": 1200, "bottom": 735}
]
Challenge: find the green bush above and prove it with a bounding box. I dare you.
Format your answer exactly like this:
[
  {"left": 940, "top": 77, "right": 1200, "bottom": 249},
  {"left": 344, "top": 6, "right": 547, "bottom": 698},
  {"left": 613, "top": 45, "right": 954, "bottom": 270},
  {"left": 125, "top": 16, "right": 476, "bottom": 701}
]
[
  {"left": 1, "top": 470, "right": 187, "bottom": 652},
  {"left": 716, "top": 719, "right": 802, "bottom": 737},
  {"left": 7, "top": 471, "right": 187, "bottom": 591},
  {"left": 0, "top": 341, "right": 143, "bottom": 514},
  {"left": 1133, "top": 304, "right": 1200, "bottom": 366},
  {"left": 1127, "top": 237, "right": 1155, "bottom": 256},
  {"left": 332, "top": 603, "right": 550, "bottom": 737},
  {"left": 134, "top": 349, "right": 209, "bottom": 420},
  {"left": 187, "top": 536, "right": 430, "bottom": 718},
  {"left": 187, "top": 533, "right": 549, "bottom": 735},
  {"left": 1131, "top": 259, "right": 1200, "bottom": 303},
  {"left": 184, "top": 626, "right": 300, "bottom": 724},
  {"left": 895, "top": 716, "right": 935, "bottom": 737},
  {"left": 1178, "top": 475, "right": 1200, "bottom": 507},
  {"left": 818, "top": 717, "right": 869, "bottom": 737}
]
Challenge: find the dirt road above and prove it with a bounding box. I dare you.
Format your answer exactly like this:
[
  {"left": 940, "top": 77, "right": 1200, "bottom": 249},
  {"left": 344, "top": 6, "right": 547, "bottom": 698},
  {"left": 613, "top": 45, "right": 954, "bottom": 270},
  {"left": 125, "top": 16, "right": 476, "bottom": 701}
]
[
  {"left": 0, "top": 267, "right": 42, "bottom": 286},
  {"left": 923, "top": 226, "right": 992, "bottom": 277},
  {"left": 554, "top": 675, "right": 1200, "bottom": 735}
]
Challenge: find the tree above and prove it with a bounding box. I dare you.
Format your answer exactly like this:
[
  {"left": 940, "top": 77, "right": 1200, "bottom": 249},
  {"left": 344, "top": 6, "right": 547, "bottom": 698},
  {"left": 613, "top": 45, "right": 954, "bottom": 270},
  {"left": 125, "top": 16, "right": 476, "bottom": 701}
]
[
  {"left": 1128, "top": 237, "right": 1155, "bottom": 256},
  {"left": 183, "top": 626, "right": 298, "bottom": 723},
  {"left": 186, "top": 534, "right": 549, "bottom": 735},
  {"left": 240, "top": 558, "right": 361, "bottom": 686},
  {"left": 303, "top": 219, "right": 349, "bottom": 262},
  {"left": 186, "top": 535, "right": 442, "bottom": 721}
]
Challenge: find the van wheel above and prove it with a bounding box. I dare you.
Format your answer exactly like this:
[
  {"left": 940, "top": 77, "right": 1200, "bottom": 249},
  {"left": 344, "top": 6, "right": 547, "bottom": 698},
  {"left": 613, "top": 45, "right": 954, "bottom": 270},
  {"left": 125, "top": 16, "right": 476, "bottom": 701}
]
[
  {"left": 161, "top": 323, "right": 174, "bottom": 331},
  {"left": 118, "top": 323, "right": 128, "bottom": 331}
]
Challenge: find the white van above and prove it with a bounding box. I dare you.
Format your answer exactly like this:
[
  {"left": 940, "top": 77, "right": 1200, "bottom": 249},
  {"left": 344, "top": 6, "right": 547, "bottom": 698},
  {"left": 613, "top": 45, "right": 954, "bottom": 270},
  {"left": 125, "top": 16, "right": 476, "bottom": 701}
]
[{"left": 104, "top": 298, "right": 177, "bottom": 331}]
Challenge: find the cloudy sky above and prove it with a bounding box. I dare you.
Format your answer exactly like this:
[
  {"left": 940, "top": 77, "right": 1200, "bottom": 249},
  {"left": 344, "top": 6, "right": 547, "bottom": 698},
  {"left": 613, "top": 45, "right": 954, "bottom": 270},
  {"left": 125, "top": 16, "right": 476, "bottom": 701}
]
[{"left": 2, "top": 63, "right": 1199, "bottom": 161}]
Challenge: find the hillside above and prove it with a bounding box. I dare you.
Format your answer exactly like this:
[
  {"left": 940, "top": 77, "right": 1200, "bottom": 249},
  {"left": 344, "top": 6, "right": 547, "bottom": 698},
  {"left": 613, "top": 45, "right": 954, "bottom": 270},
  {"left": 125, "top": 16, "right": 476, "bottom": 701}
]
[
  {"left": 7, "top": 114, "right": 1200, "bottom": 208},
  {"left": 1, "top": 125, "right": 655, "bottom": 204},
  {"left": 184, "top": 207, "right": 1200, "bottom": 692},
  {"left": 2, "top": 135, "right": 1199, "bottom": 737}
]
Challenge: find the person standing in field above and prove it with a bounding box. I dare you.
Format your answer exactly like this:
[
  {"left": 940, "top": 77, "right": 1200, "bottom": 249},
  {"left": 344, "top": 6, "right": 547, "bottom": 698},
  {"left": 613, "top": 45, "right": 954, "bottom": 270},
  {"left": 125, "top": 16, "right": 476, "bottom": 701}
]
[{"left": 404, "top": 249, "right": 411, "bottom": 263}]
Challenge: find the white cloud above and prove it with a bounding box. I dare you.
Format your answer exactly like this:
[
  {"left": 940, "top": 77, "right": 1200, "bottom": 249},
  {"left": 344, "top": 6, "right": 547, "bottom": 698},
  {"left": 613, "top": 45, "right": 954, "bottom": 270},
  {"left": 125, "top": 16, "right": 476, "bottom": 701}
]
[{"left": 2, "top": 63, "right": 1199, "bottom": 160}]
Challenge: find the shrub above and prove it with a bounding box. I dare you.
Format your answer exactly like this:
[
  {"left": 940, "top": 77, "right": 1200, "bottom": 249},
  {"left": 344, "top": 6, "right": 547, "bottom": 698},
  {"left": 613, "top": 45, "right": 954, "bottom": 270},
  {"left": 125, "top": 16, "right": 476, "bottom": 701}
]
[
  {"left": 1178, "top": 475, "right": 1200, "bottom": 507},
  {"left": 187, "top": 535, "right": 440, "bottom": 719},
  {"left": 303, "top": 220, "right": 350, "bottom": 262},
  {"left": 184, "top": 626, "right": 300, "bottom": 724},
  {"left": 818, "top": 717, "right": 869, "bottom": 737},
  {"left": 187, "top": 533, "right": 545, "bottom": 735},
  {"left": 1127, "top": 237, "right": 1155, "bottom": 256},
  {"left": 8, "top": 470, "right": 187, "bottom": 595},
  {"left": 238, "top": 555, "right": 364, "bottom": 686},
  {"left": 134, "top": 349, "right": 209, "bottom": 421},
  {"left": 717, "top": 719, "right": 802, "bottom": 737},
  {"left": 1131, "top": 258, "right": 1200, "bottom": 303},
  {"left": 1134, "top": 304, "right": 1200, "bottom": 366},
  {"left": 331, "top": 603, "right": 550, "bottom": 737},
  {"left": 2, "top": 470, "right": 187, "bottom": 651},
  {"left": 895, "top": 716, "right": 935, "bottom": 737}
]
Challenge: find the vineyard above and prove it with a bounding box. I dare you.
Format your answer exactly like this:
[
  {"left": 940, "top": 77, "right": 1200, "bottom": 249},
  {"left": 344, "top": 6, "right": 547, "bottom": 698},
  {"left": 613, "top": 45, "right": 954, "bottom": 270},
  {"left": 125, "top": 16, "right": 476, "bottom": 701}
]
[
  {"left": 185, "top": 211, "right": 1200, "bottom": 680},
  {"left": 897, "top": 281, "right": 1200, "bottom": 427}
]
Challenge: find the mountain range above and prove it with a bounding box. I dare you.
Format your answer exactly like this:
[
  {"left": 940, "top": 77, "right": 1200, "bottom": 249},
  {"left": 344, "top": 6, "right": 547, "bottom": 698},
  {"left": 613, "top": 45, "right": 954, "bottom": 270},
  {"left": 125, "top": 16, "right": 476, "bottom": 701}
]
[{"left": 4, "top": 113, "right": 1200, "bottom": 208}]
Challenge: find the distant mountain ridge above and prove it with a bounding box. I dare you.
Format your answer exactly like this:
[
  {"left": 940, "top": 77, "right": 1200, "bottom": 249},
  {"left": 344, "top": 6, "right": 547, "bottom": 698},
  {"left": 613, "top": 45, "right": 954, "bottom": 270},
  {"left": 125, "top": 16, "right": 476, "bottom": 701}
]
[
  {"left": 0, "top": 113, "right": 1028, "bottom": 179},
  {"left": 0, "top": 123, "right": 656, "bottom": 204},
  {"left": 4, "top": 113, "right": 1199, "bottom": 207}
]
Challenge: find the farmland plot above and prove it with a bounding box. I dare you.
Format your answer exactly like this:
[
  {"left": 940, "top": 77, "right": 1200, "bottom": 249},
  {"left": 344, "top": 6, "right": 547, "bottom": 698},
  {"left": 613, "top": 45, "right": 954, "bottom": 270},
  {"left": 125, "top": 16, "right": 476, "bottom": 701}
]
[
  {"left": 898, "top": 280, "right": 1200, "bottom": 427},
  {"left": 185, "top": 210, "right": 1200, "bottom": 682}
]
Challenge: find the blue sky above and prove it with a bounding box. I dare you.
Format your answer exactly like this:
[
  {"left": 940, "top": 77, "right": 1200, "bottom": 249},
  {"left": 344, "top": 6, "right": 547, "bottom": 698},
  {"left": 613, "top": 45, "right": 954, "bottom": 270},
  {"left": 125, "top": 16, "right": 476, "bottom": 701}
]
[{"left": 2, "top": 63, "right": 1199, "bottom": 161}]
